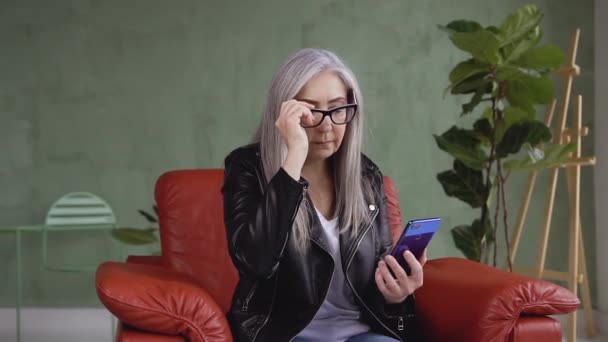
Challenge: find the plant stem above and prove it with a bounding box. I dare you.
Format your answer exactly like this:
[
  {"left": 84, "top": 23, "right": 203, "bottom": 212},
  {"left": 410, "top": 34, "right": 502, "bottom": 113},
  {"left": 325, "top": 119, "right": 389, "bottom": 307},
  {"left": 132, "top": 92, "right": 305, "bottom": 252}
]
[
  {"left": 499, "top": 159, "right": 513, "bottom": 272},
  {"left": 491, "top": 78, "right": 509, "bottom": 268},
  {"left": 493, "top": 173, "right": 500, "bottom": 267},
  {"left": 482, "top": 94, "right": 498, "bottom": 264}
]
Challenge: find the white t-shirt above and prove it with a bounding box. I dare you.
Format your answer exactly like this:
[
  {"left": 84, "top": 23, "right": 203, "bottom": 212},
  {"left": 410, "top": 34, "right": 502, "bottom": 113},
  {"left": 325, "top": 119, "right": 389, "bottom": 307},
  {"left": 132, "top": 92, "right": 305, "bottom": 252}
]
[{"left": 295, "top": 208, "right": 370, "bottom": 341}]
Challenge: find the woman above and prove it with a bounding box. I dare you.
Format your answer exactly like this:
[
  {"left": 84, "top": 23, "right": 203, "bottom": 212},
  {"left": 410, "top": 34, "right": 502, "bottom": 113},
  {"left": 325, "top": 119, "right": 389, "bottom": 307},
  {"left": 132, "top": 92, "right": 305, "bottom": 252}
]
[{"left": 222, "top": 48, "right": 425, "bottom": 342}]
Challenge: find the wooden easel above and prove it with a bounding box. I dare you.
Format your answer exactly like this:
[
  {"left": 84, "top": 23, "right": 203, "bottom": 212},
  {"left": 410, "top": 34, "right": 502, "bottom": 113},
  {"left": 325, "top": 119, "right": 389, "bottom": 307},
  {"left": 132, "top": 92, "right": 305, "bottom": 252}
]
[{"left": 508, "top": 29, "right": 596, "bottom": 342}]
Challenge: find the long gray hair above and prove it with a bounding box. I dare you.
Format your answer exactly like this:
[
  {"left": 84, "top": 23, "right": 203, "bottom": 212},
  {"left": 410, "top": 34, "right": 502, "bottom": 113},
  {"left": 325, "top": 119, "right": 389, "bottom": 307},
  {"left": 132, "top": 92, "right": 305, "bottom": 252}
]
[{"left": 253, "top": 48, "right": 374, "bottom": 253}]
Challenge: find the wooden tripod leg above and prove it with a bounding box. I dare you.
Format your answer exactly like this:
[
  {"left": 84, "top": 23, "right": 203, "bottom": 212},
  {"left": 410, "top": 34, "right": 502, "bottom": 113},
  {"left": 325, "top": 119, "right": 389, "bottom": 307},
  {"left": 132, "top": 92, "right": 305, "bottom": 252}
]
[
  {"left": 510, "top": 171, "right": 537, "bottom": 265},
  {"left": 566, "top": 95, "right": 583, "bottom": 342},
  {"left": 536, "top": 168, "right": 559, "bottom": 278},
  {"left": 578, "top": 225, "right": 595, "bottom": 337},
  {"left": 566, "top": 95, "right": 594, "bottom": 339},
  {"left": 566, "top": 166, "right": 580, "bottom": 342},
  {"left": 510, "top": 99, "right": 556, "bottom": 267},
  {"left": 566, "top": 165, "right": 595, "bottom": 339}
]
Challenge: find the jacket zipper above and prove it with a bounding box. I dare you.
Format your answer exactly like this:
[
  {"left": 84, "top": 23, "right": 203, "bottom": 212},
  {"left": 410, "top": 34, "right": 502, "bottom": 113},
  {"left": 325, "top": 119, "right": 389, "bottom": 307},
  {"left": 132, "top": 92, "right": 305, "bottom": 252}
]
[
  {"left": 250, "top": 270, "right": 280, "bottom": 342},
  {"left": 242, "top": 282, "right": 258, "bottom": 312},
  {"left": 344, "top": 208, "right": 404, "bottom": 341},
  {"left": 249, "top": 185, "right": 307, "bottom": 342}
]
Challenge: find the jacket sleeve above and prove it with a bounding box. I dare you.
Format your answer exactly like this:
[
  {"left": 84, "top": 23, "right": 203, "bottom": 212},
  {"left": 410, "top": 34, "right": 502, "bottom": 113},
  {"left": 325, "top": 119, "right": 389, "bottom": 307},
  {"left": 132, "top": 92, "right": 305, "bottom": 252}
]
[
  {"left": 367, "top": 171, "right": 417, "bottom": 340},
  {"left": 221, "top": 150, "right": 308, "bottom": 279}
]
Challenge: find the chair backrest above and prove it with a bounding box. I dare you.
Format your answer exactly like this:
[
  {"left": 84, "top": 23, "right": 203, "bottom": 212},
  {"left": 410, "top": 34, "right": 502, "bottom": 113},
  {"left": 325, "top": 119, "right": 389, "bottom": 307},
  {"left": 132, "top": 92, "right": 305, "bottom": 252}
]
[
  {"left": 154, "top": 169, "right": 404, "bottom": 314},
  {"left": 155, "top": 169, "right": 239, "bottom": 314},
  {"left": 383, "top": 176, "right": 405, "bottom": 243},
  {"left": 45, "top": 192, "right": 117, "bottom": 227}
]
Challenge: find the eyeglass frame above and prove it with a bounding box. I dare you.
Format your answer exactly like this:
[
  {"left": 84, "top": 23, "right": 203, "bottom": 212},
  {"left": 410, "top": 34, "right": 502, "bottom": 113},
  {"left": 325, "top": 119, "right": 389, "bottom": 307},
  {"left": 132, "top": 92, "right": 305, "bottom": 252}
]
[{"left": 300, "top": 103, "right": 359, "bottom": 128}]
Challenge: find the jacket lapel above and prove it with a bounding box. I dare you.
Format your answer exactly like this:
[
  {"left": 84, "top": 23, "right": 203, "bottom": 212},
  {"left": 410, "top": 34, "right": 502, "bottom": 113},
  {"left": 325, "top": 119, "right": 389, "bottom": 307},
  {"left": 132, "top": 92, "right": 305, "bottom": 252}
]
[
  {"left": 305, "top": 194, "right": 333, "bottom": 253},
  {"left": 339, "top": 203, "right": 379, "bottom": 270}
]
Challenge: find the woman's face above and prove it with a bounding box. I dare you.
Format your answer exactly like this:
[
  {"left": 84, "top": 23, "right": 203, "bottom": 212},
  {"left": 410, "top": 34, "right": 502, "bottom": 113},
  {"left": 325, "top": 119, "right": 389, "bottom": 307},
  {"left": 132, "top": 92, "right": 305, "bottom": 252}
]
[{"left": 295, "top": 70, "right": 349, "bottom": 163}]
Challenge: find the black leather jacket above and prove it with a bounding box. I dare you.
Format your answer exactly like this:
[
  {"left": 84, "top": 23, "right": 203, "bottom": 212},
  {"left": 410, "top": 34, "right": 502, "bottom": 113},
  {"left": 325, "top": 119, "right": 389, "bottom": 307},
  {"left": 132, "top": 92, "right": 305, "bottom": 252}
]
[{"left": 222, "top": 144, "right": 416, "bottom": 342}]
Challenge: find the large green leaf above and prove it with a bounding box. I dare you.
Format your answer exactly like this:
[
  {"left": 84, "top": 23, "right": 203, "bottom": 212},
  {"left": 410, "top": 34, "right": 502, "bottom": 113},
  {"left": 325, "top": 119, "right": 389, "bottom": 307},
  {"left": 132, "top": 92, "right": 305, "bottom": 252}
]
[
  {"left": 434, "top": 126, "right": 487, "bottom": 170},
  {"left": 449, "top": 59, "right": 490, "bottom": 86},
  {"left": 472, "top": 215, "right": 495, "bottom": 242},
  {"left": 496, "top": 65, "right": 522, "bottom": 81},
  {"left": 138, "top": 209, "right": 158, "bottom": 223},
  {"left": 482, "top": 106, "right": 493, "bottom": 120},
  {"left": 496, "top": 65, "right": 544, "bottom": 82},
  {"left": 525, "top": 120, "right": 553, "bottom": 146},
  {"left": 451, "top": 74, "right": 492, "bottom": 95},
  {"left": 436, "top": 160, "right": 488, "bottom": 208},
  {"left": 451, "top": 217, "right": 493, "bottom": 262},
  {"left": 111, "top": 227, "right": 158, "bottom": 245},
  {"left": 461, "top": 86, "right": 488, "bottom": 115},
  {"left": 496, "top": 123, "right": 529, "bottom": 157},
  {"left": 496, "top": 120, "right": 551, "bottom": 158},
  {"left": 503, "top": 142, "right": 576, "bottom": 170},
  {"left": 452, "top": 224, "right": 482, "bottom": 261},
  {"left": 495, "top": 106, "right": 536, "bottom": 144},
  {"left": 503, "top": 26, "right": 542, "bottom": 62},
  {"left": 485, "top": 26, "right": 502, "bottom": 35},
  {"left": 503, "top": 106, "right": 536, "bottom": 122},
  {"left": 442, "top": 20, "right": 483, "bottom": 33},
  {"left": 445, "top": 61, "right": 490, "bottom": 97},
  {"left": 513, "top": 44, "right": 564, "bottom": 70},
  {"left": 473, "top": 118, "right": 493, "bottom": 144},
  {"left": 499, "top": 4, "right": 543, "bottom": 47},
  {"left": 450, "top": 30, "right": 502, "bottom": 64},
  {"left": 504, "top": 74, "right": 553, "bottom": 108}
]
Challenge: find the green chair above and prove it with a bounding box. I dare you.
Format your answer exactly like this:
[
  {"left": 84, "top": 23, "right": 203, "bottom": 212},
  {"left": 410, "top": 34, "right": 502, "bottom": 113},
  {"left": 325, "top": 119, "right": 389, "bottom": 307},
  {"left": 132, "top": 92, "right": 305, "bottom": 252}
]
[
  {"left": 42, "top": 191, "right": 118, "bottom": 272},
  {"left": 10, "top": 192, "right": 118, "bottom": 342},
  {"left": 42, "top": 192, "right": 119, "bottom": 340}
]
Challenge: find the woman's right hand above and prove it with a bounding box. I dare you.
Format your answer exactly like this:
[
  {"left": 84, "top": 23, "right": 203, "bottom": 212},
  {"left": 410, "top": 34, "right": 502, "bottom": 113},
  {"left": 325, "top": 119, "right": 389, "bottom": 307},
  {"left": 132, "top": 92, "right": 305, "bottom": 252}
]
[
  {"left": 275, "top": 100, "right": 315, "bottom": 152},
  {"left": 275, "top": 100, "right": 315, "bottom": 180}
]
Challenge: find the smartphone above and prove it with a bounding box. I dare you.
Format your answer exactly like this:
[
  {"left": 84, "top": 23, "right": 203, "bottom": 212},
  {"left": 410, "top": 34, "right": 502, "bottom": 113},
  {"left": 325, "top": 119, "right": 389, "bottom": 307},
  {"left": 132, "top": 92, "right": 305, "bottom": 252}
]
[{"left": 390, "top": 217, "right": 442, "bottom": 275}]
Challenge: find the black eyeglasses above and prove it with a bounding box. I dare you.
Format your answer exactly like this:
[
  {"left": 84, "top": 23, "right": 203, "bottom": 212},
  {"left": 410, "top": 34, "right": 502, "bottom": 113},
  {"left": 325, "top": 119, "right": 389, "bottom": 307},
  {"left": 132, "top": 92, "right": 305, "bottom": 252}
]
[{"left": 300, "top": 103, "right": 358, "bottom": 128}]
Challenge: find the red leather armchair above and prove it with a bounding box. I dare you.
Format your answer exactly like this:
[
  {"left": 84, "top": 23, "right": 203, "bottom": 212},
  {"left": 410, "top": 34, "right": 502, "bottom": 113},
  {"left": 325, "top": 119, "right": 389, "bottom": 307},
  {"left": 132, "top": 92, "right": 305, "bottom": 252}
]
[{"left": 96, "top": 169, "right": 580, "bottom": 342}]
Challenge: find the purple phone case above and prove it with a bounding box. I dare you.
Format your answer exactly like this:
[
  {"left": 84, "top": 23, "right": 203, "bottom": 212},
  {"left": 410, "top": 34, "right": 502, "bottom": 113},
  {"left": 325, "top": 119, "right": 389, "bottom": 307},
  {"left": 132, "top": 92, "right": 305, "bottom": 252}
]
[{"left": 390, "top": 217, "right": 442, "bottom": 274}]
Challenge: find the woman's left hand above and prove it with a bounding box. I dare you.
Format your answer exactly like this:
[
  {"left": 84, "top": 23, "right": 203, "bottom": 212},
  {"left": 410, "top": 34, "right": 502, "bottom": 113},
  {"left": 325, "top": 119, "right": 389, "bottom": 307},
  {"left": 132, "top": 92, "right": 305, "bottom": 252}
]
[{"left": 374, "top": 249, "right": 427, "bottom": 304}]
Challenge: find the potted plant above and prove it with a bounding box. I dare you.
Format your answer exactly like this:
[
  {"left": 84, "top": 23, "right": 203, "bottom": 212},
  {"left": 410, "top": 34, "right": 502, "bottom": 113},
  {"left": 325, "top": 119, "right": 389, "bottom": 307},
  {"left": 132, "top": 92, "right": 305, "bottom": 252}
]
[
  {"left": 435, "top": 4, "right": 574, "bottom": 269},
  {"left": 111, "top": 205, "right": 160, "bottom": 249}
]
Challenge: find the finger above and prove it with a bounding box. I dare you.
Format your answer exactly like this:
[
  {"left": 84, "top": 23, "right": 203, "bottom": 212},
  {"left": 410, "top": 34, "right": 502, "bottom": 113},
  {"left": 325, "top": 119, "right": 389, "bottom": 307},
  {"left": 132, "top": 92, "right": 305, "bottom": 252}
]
[
  {"left": 298, "top": 108, "right": 314, "bottom": 126},
  {"left": 378, "top": 261, "right": 401, "bottom": 293},
  {"left": 384, "top": 255, "right": 408, "bottom": 282},
  {"left": 286, "top": 105, "right": 314, "bottom": 126},
  {"left": 296, "top": 101, "right": 315, "bottom": 109},
  {"left": 403, "top": 250, "right": 423, "bottom": 277},
  {"left": 282, "top": 99, "right": 298, "bottom": 108},
  {"left": 280, "top": 100, "right": 288, "bottom": 113},
  {"left": 284, "top": 103, "right": 312, "bottom": 118},
  {"left": 301, "top": 113, "right": 314, "bottom": 126},
  {"left": 280, "top": 100, "right": 299, "bottom": 117},
  {"left": 280, "top": 100, "right": 290, "bottom": 113},
  {"left": 277, "top": 104, "right": 309, "bottom": 131},
  {"left": 277, "top": 101, "right": 296, "bottom": 126},
  {"left": 420, "top": 248, "right": 428, "bottom": 267},
  {"left": 375, "top": 267, "right": 389, "bottom": 295}
]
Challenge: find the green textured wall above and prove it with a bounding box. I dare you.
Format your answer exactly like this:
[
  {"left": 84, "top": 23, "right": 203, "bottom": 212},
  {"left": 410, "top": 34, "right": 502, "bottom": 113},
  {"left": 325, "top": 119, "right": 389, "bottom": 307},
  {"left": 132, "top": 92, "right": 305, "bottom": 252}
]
[{"left": 0, "top": 0, "right": 595, "bottom": 307}]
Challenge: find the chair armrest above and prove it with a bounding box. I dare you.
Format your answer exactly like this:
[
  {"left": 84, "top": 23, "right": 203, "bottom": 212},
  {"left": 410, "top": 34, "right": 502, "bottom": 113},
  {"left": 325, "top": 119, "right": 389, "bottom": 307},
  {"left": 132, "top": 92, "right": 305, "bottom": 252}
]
[
  {"left": 96, "top": 261, "right": 232, "bottom": 342},
  {"left": 415, "top": 257, "right": 580, "bottom": 342},
  {"left": 126, "top": 255, "right": 163, "bottom": 266},
  {"left": 116, "top": 322, "right": 186, "bottom": 342}
]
